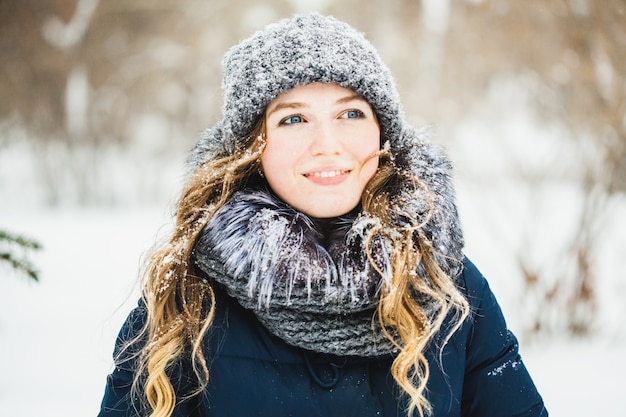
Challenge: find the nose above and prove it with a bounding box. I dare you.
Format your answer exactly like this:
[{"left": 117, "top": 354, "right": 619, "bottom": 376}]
[{"left": 309, "top": 123, "right": 343, "bottom": 155}]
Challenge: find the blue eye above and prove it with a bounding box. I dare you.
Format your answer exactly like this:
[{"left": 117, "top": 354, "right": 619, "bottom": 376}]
[
  {"left": 280, "top": 115, "right": 304, "bottom": 125},
  {"left": 342, "top": 110, "right": 364, "bottom": 119}
]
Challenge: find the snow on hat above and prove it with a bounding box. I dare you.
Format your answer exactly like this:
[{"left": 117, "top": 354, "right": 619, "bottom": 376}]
[{"left": 188, "top": 12, "right": 407, "bottom": 170}]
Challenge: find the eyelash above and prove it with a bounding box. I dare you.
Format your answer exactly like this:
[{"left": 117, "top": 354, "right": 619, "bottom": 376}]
[
  {"left": 341, "top": 109, "right": 365, "bottom": 119},
  {"left": 279, "top": 114, "right": 305, "bottom": 125},
  {"left": 278, "top": 109, "right": 366, "bottom": 126}
]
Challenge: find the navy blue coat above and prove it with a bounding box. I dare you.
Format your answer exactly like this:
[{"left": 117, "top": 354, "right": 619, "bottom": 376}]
[{"left": 98, "top": 258, "right": 547, "bottom": 416}]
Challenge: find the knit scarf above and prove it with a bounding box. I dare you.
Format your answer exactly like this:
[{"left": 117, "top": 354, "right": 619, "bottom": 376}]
[{"left": 194, "top": 189, "right": 405, "bottom": 356}]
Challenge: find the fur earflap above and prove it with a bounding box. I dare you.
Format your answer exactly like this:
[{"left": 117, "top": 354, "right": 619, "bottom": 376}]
[
  {"left": 186, "top": 122, "right": 232, "bottom": 175},
  {"left": 391, "top": 126, "right": 465, "bottom": 272}
]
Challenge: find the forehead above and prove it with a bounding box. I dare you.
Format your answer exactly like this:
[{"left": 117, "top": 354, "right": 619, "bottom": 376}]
[{"left": 267, "top": 83, "right": 368, "bottom": 108}]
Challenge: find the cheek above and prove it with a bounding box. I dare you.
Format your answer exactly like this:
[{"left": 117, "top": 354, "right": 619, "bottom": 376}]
[
  {"left": 354, "top": 129, "right": 381, "bottom": 164},
  {"left": 359, "top": 130, "right": 381, "bottom": 181},
  {"left": 361, "top": 156, "right": 379, "bottom": 186},
  {"left": 260, "top": 140, "right": 301, "bottom": 189}
]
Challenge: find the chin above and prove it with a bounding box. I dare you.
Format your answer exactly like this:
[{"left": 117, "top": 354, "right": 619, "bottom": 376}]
[{"left": 302, "top": 204, "right": 359, "bottom": 219}]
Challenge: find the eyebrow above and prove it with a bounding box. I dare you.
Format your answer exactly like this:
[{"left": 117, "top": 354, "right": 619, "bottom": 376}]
[
  {"left": 266, "top": 93, "right": 368, "bottom": 118},
  {"left": 337, "top": 93, "right": 366, "bottom": 105},
  {"left": 266, "top": 102, "right": 305, "bottom": 118}
]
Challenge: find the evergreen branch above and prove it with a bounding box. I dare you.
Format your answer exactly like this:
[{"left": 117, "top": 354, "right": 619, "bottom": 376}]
[
  {"left": 0, "top": 230, "right": 43, "bottom": 250},
  {"left": 0, "top": 229, "right": 43, "bottom": 282},
  {"left": 1, "top": 252, "right": 40, "bottom": 281}
]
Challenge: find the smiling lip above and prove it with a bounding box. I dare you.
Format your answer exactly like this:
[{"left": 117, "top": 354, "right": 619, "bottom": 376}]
[{"left": 303, "top": 169, "right": 350, "bottom": 185}]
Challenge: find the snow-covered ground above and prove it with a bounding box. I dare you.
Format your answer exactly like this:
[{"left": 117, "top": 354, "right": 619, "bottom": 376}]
[
  {"left": 0, "top": 207, "right": 163, "bottom": 416},
  {"left": 1, "top": 204, "right": 625, "bottom": 416}
]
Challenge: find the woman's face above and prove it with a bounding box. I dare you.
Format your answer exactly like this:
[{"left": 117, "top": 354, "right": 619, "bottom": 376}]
[{"left": 261, "top": 83, "right": 380, "bottom": 218}]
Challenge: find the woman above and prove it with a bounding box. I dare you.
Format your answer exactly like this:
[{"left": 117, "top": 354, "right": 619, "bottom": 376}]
[{"left": 98, "top": 13, "right": 547, "bottom": 417}]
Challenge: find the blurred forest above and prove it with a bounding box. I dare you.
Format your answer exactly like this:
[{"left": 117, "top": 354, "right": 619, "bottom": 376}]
[{"left": 1, "top": 0, "right": 625, "bottom": 339}]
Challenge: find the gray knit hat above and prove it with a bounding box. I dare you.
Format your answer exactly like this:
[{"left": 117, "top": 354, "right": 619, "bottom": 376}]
[{"left": 189, "top": 13, "right": 407, "bottom": 169}]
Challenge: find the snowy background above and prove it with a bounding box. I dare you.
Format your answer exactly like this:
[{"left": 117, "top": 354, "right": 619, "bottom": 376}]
[{"left": 2, "top": 0, "right": 626, "bottom": 416}]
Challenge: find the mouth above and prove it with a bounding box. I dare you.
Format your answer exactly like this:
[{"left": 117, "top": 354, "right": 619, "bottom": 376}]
[{"left": 303, "top": 170, "right": 350, "bottom": 178}]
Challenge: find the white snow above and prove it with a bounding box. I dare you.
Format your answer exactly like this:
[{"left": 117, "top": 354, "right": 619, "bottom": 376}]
[{"left": 0, "top": 207, "right": 164, "bottom": 416}]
